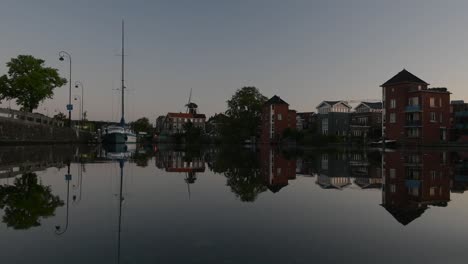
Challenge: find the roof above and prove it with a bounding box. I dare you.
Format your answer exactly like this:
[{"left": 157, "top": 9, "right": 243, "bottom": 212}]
[
  {"left": 264, "top": 95, "right": 288, "bottom": 105},
  {"left": 167, "top": 112, "right": 206, "bottom": 119},
  {"left": 381, "top": 204, "right": 427, "bottom": 226},
  {"left": 358, "top": 102, "right": 383, "bottom": 110},
  {"left": 381, "top": 69, "right": 429, "bottom": 87},
  {"left": 317, "top": 100, "right": 352, "bottom": 109}
]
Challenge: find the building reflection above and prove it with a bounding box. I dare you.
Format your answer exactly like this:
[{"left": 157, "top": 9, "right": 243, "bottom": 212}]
[
  {"left": 350, "top": 151, "right": 383, "bottom": 189},
  {"left": 259, "top": 146, "right": 296, "bottom": 193},
  {"left": 381, "top": 151, "right": 451, "bottom": 225},
  {"left": 451, "top": 152, "right": 468, "bottom": 193},
  {"left": 155, "top": 149, "right": 205, "bottom": 198},
  {"left": 316, "top": 152, "right": 352, "bottom": 190}
]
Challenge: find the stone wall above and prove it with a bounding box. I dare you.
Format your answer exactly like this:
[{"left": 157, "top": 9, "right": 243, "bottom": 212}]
[{"left": 0, "top": 117, "right": 91, "bottom": 144}]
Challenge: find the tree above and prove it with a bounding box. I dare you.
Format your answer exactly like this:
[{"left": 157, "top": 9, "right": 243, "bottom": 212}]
[
  {"left": 183, "top": 121, "right": 202, "bottom": 143},
  {"left": 0, "top": 55, "right": 67, "bottom": 112},
  {"left": 130, "top": 117, "right": 152, "bottom": 134},
  {"left": 53, "top": 111, "right": 67, "bottom": 121},
  {"left": 210, "top": 146, "right": 267, "bottom": 202},
  {"left": 223, "top": 87, "right": 267, "bottom": 142},
  {"left": 0, "top": 173, "right": 64, "bottom": 229}
]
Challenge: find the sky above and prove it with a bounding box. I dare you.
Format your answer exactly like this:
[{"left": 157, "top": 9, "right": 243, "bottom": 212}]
[{"left": 1, "top": 0, "right": 468, "bottom": 122}]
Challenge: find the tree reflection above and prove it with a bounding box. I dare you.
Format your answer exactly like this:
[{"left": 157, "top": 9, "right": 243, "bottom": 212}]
[
  {"left": 0, "top": 173, "right": 64, "bottom": 229},
  {"left": 213, "top": 147, "right": 266, "bottom": 202}
]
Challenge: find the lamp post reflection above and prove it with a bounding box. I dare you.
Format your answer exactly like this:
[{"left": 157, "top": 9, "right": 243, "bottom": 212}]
[
  {"left": 72, "top": 163, "right": 84, "bottom": 204},
  {"left": 55, "top": 161, "right": 72, "bottom": 235}
]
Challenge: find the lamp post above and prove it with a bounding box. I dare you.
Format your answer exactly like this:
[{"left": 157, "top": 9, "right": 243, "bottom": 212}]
[
  {"left": 59, "top": 51, "right": 72, "bottom": 127},
  {"left": 74, "top": 95, "right": 81, "bottom": 128},
  {"left": 74, "top": 81, "right": 84, "bottom": 124}
]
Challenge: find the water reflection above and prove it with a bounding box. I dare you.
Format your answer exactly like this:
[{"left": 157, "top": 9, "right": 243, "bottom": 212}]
[
  {"left": 0, "top": 172, "right": 63, "bottom": 230},
  {"left": 0, "top": 144, "right": 468, "bottom": 262}
]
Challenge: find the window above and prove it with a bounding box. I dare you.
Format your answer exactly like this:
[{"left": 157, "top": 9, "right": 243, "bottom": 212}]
[
  {"left": 408, "top": 97, "right": 419, "bottom": 106},
  {"left": 430, "top": 187, "right": 436, "bottom": 196},
  {"left": 278, "top": 114, "right": 282, "bottom": 121},
  {"left": 430, "top": 97, "right": 435, "bottom": 107},
  {"left": 439, "top": 98, "right": 442, "bottom": 107},
  {"left": 430, "top": 170, "right": 437, "bottom": 180},
  {"left": 390, "top": 99, "right": 396, "bottom": 109},
  {"left": 408, "top": 128, "right": 420, "bottom": 137},
  {"left": 390, "top": 184, "right": 396, "bottom": 193},
  {"left": 390, "top": 169, "right": 396, "bottom": 179},
  {"left": 430, "top": 112, "right": 436, "bottom": 122},
  {"left": 389, "top": 113, "right": 396, "bottom": 123},
  {"left": 440, "top": 113, "right": 443, "bottom": 123}
]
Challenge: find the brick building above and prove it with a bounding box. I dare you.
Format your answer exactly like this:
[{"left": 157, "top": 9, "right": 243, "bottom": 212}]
[
  {"left": 381, "top": 69, "right": 450, "bottom": 145},
  {"left": 296, "top": 112, "right": 317, "bottom": 131},
  {"left": 381, "top": 150, "right": 451, "bottom": 225},
  {"left": 260, "top": 95, "right": 297, "bottom": 144},
  {"left": 259, "top": 145, "right": 296, "bottom": 193}
]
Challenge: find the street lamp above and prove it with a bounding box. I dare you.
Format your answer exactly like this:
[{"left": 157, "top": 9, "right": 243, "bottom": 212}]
[
  {"left": 59, "top": 51, "right": 72, "bottom": 127},
  {"left": 74, "top": 95, "right": 81, "bottom": 128},
  {"left": 74, "top": 81, "right": 84, "bottom": 123}
]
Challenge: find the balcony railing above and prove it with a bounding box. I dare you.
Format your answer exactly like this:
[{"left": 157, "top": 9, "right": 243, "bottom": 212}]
[{"left": 405, "top": 105, "right": 422, "bottom": 112}]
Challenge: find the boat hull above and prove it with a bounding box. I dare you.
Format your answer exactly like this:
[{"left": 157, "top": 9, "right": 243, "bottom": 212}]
[{"left": 102, "top": 133, "right": 137, "bottom": 144}]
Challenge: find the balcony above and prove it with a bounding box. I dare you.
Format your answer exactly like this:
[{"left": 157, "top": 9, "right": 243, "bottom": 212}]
[
  {"left": 405, "top": 179, "right": 421, "bottom": 188},
  {"left": 405, "top": 105, "right": 422, "bottom": 112},
  {"left": 405, "top": 120, "right": 422, "bottom": 127},
  {"left": 455, "top": 111, "right": 468, "bottom": 117}
]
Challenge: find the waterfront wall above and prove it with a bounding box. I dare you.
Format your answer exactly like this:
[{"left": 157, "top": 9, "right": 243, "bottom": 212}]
[{"left": 0, "top": 117, "right": 91, "bottom": 144}]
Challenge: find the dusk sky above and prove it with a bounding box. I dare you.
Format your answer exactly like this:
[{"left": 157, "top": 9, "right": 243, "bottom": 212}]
[{"left": 1, "top": 0, "right": 468, "bottom": 122}]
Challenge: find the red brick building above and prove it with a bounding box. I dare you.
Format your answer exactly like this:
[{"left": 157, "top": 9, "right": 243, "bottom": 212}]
[
  {"left": 381, "top": 69, "right": 450, "bottom": 145},
  {"left": 259, "top": 145, "right": 296, "bottom": 193},
  {"left": 260, "top": 95, "right": 296, "bottom": 144},
  {"left": 382, "top": 150, "right": 451, "bottom": 225}
]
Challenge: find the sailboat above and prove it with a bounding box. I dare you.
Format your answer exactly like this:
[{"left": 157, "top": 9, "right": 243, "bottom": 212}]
[{"left": 102, "top": 20, "right": 137, "bottom": 144}]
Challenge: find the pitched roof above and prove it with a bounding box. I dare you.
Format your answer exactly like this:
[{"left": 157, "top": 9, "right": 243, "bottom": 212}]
[
  {"left": 324, "top": 100, "right": 341, "bottom": 106},
  {"left": 381, "top": 69, "right": 429, "bottom": 87},
  {"left": 359, "top": 102, "right": 383, "bottom": 110},
  {"left": 318, "top": 101, "right": 352, "bottom": 109},
  {"left": 264, "top": 95, "right": 288, "bottom": 105}
]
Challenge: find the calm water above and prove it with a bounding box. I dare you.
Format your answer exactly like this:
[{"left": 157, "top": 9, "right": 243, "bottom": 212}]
[{"left": 0, "top": 145, "right": 467, "bottom": 263}]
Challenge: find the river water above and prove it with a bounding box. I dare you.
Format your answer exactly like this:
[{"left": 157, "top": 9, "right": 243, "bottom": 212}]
[{"left": 0, "top": 145, "right": 467, "bottom": 263}]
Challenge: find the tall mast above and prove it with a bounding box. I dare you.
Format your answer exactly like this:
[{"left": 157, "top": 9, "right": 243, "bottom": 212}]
[{"left": 120, "top": 20, "right": 125, "bottom": 127}]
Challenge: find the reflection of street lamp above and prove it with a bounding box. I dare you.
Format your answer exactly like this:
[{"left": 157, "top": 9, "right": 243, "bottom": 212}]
[
  {"left": 72, "top": 163, "right": 84, "bottom": 204},
  {"left": 59, "top": 51, "right": 72, "bottom": 127},
  {"left": 74, "top": 81, "right": 84, "bottom": 123},
  {"left": 55, "top": 161, "right": 72, "bottom": 235},
  {"left": 74, "top": 95, "right": 81, "bottom": 127}
]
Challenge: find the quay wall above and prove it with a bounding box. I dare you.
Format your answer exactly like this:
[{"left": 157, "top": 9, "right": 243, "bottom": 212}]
[{"left": 0, "top": 118, "right": 91, "bottom": 144}]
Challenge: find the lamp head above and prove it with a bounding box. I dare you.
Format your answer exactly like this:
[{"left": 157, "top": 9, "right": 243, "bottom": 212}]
[
  {"left": 75, "top": 85, "right": 78, "bottom": 88},
  {"left": 59, "top": 56, "right": 64, "bottom": 61}
]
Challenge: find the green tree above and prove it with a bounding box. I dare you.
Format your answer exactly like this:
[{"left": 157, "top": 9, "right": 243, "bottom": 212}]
[
  {"left": 183, "top": 121, "right": 202, "bottom": 143},
  {"left": 210, "top": 146, "right": 267, "bottom": 202},
  {"left": 53, "top": 111, "right": 67, "bottom": 121},
  {"left": 0, "top": 172, "right": 64, "bottom": 229},
  {"left": 130, "top": 117, "right": 153, "bottom": 134},
  {"left": 223, "top": 87, "right": 267, "bottom": 142},
  {"left": 0, "top": 55, "right": 67, "bottom": 112}
]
